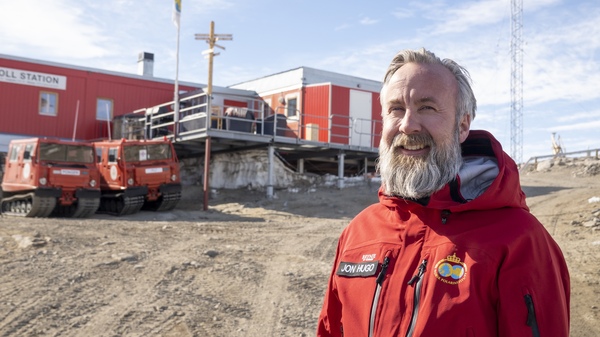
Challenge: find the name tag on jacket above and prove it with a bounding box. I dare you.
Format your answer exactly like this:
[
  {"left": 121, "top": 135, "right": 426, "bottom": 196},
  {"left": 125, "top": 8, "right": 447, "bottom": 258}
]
[{"left": 336, "top": 261, "right": 379, "bottom": 277}]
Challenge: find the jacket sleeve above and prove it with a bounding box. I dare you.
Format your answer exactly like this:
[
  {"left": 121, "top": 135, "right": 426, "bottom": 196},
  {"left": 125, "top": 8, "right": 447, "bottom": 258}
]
[
  {"left": 496, "top": 216, "right": 570, "bottom": 337},
  {"left": 316, "top": 238, "right": 344, "bottom": 337}
]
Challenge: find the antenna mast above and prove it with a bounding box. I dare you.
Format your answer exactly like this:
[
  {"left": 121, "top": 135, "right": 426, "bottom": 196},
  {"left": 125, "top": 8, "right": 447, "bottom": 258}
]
[{"left": 510, "top": 0, "right": 524, "bottom": 163}]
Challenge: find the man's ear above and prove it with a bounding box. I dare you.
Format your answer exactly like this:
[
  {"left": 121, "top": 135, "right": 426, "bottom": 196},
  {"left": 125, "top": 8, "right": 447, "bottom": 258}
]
[{"left": 458, "top": 113, "right": 471, "bottom": 143}]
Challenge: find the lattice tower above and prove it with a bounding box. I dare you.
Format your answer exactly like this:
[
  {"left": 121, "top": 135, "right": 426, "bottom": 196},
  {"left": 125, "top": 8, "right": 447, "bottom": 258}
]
[{"left": 510, "top": 0, "right": 524, "bottom": 163}]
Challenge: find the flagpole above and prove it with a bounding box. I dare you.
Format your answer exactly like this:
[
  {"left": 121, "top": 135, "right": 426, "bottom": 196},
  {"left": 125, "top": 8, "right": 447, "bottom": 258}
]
[{"left": 173, "top": 0, "right": 181, "bottom": 139}]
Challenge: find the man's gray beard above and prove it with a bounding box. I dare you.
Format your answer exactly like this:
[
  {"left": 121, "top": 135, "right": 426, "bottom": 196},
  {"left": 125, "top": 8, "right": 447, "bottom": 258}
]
[{"left": 377, "top": 132, "right": 463, "bottom": 199}]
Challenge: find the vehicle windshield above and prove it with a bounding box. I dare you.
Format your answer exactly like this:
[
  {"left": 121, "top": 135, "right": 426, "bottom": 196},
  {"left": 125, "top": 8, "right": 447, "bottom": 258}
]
[
  {"left": 123, "top": 144, "right": 172, "bottom": 162},
  {"left": 39, "top": 143, "right": 95, "bottom": 163}
]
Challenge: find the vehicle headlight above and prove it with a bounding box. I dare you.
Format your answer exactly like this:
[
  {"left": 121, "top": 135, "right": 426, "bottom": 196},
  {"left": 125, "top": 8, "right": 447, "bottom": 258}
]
[
  {"left": 39, "top": 177, "right": 47, "bottom": 185},
  {"left": 90, "top": 179, "right": 97, "bottom": 187},
  {"left": 171, "top": 174, "right": 177, "bottom": 181},
  {"left": 128, "top": 178, "right": 134, "bottom": 186}
]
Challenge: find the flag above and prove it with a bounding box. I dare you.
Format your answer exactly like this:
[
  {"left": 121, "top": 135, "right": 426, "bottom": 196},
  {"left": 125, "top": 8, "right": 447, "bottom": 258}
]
[{"left": 172, "top": 0, "right": 182, "bottom": 28}]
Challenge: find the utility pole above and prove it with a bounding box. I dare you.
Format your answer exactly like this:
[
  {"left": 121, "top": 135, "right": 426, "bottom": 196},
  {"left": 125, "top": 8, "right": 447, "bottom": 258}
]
[
  {"left": 510, "top": 0, "right": 524, "bottom": 164},
  {"left": 194, "top": 21, "right": 232, "bottom": 211},
  {"left": 195, "top": 21, "right": 233, "bottom": 98}
]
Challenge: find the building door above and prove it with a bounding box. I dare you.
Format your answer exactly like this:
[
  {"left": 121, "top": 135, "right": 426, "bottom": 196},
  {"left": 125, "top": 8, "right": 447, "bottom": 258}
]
[{"left": 349, "top": 90, "right": 372, "bottom": 147}]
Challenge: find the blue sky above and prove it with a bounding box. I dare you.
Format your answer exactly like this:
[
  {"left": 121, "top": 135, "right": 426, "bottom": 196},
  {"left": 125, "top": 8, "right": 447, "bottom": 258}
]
[{"left": 1, "top": 0, "right": 600, "bottom": 162}]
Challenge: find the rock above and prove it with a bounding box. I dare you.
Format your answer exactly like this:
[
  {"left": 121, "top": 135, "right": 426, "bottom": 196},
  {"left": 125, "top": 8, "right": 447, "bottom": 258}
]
[
  {"left": 582, "top": 218, "right": 599, "bottom": 228},
  {"left": 205, "top": 250, "right": 219, "bottom": 258},
  {"left": 536, "top": 160, "right": 553, "bottom": 171},
  {"left": 31, "top": 238, "right": 47, "bottom": 247},
  {"left": 111, "top": 253, "right": 138, "bottom": 262}
]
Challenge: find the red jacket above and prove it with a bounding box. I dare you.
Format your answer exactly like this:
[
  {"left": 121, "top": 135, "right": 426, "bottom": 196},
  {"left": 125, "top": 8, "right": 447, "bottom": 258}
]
[{"left": 317, "top": 130, "right": 570, "bottom": 337}]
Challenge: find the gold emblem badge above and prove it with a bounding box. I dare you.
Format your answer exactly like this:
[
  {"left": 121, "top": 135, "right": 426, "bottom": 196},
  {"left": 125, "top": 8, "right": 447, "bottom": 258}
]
[{"left": 434, "top": 253, "right": 467, "bottom": 285}]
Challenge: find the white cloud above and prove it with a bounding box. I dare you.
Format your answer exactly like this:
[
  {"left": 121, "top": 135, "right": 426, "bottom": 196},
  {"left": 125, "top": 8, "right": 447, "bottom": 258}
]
[
  {"left": 0, "top": 0, "right": 110, "bottom": 59},
  {"left": 548, "top": 119, "right": 600, "bottom": 132},
  {"left": 359, "top": 17, "right": 379, "bottom": 25},
  {"left": 429, "top": 0, "right": 509, "bottom": 35},
  {"left": 335, "top": 24, "right": 351, "bottom": 31},
  {"left": 391, "top": 8, "right": 413, "bottom": 19},
  {"left": 189, "top": 0, "right": 234, "bottom": 11},
  {"left": 555, "top": 110, "right": 600, "bottom": 123}
]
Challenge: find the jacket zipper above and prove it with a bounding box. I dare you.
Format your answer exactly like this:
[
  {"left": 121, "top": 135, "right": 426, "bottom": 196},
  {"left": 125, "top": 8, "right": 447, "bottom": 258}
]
[
  {"left": 405, "top": 259, "right": 428, "bottom": 337},
  {"left": 368, "top": 255, "right": 390, "bottom": 337},
  {"left": 524, "top": 294, "right": 540, "bottom": 337},
  {"left": 441, "top": 209, "right": 451, "bottom": 224}
]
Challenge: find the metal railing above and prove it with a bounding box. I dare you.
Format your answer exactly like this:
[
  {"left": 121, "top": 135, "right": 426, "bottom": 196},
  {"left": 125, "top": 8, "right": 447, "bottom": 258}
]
[
  {"left": 520, "top": 148, "right": 600, "bottom": 172},
  {"left": 113, "top": 91, "right": 382, "bottom": 150}
]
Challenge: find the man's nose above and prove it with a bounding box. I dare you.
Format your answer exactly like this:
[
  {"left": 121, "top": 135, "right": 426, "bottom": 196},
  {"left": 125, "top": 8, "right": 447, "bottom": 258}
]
[{"left": 398, "top": 109, "right": 421, "bottom": 134}]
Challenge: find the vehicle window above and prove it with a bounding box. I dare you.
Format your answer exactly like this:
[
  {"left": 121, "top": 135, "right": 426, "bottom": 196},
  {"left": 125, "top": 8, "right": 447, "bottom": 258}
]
[
  {"left": 65, "top": 145, "right": 95, "bottom": 163},
  {"left": 96, "top": 147, "right": 103, "bottom": 163},
  {"left": 39, "top": 143, "right": 94, "bottom": 163},
  {"left": 123, "top": 144, "right": 171, "bottom": 162},
  {"left": 147, "top": 144, "right": 172, "bottom": 160},
  {"left": 39, "top": 143, "right": 65, "bottom": 161},
  {"left": 23, "top": 144, "right": 34, "bottom": 161},
  {"left": 9, "top": 145, "right": 21, "bottom": 162},
  {"left": 124, "top": 145, "right": 143, "bottom": 162},
  {"left": 108, "top": 148, "right": 118, "bottom": 163}
]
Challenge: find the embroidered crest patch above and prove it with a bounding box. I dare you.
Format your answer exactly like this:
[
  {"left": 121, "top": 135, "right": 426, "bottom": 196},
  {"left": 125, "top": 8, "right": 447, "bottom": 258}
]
[
  {"left": 336, "top": 261, "right": 379, "bottom": 277},
  {"left": 434, "top": 253, "right": 467, "bottom": 285}
]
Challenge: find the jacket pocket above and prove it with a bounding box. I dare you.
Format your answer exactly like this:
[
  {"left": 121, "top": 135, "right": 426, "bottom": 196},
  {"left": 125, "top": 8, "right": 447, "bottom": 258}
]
[
  {"left": 524, "top": 294, "right": 540, "bottom": 337},
  {"left": 369, "top": 253, "right": 391, "bottom": 337}
]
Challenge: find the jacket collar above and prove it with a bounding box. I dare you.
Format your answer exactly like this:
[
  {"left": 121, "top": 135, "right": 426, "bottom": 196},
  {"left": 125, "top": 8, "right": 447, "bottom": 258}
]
[{"left": 379, "top": 130, "right": 529, "bottom": 213}]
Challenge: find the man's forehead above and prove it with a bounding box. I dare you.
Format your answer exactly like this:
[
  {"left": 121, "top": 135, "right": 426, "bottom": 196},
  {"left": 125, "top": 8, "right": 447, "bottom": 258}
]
[{"left": 381, "top": 63, "right": 457, "bottom": 102}]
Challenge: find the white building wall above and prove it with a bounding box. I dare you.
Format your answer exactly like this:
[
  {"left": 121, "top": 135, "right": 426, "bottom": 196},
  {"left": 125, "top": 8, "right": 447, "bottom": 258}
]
[{"left": 230, "top": 67, "right": 381, "bottom": 94}]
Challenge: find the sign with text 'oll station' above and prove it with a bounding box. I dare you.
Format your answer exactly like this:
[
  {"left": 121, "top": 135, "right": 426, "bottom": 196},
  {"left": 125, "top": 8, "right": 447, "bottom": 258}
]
[{"left": 0, "top": 66, "right": 67, "bottom": 90}]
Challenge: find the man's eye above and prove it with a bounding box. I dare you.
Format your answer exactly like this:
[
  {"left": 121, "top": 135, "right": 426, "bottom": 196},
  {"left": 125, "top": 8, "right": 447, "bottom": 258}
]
[{"left": 420, "top": 105, "right": 435, "bottom": 111}]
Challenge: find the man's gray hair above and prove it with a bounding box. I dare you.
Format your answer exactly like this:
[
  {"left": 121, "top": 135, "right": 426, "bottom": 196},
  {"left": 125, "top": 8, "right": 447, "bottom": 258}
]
[{"left": 382, "top": 48, "right": 477, "bottom": 121}]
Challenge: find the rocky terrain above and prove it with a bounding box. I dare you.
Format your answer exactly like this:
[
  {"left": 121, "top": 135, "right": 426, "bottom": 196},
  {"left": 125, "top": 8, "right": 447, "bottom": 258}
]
[{"left": 0, "top": 155, "right": 598, "bottom": 336}]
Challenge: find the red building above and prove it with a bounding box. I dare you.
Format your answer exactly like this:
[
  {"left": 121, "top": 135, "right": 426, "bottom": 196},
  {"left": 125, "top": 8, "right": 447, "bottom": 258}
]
[
  {"left": 229, "top": 66, "right": 383, "bottom": 149},
  {"left": 0, "top": 53, "right": 200, "bottom": 151},
  {"left": 1, "top": 54, "right": 383, "bottom": 178}
]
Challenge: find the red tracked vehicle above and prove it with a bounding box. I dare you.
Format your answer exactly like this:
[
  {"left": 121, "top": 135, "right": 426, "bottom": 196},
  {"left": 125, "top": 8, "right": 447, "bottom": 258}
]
[
  {"left": 0, "top": 138, "right": 101, "bottom": 217},
  {"left": 93, "top": 138, "right": 181, "bottom": 216}
]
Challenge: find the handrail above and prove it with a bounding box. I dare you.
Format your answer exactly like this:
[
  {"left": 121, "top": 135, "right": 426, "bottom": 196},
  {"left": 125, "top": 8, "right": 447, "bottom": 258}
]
[
  {"left": 520, "top": 148, "right": 600, "bottom": 172},
  {"left": 113, "top": 95, "right": 382, "bottom": 151}
]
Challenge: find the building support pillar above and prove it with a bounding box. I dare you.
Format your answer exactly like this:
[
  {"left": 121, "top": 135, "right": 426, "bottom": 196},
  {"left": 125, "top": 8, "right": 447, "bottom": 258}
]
[
  {"left": 337, "top": 151, "right": 345, "bottom": 189},
  {"left": 267, "top": 145, "right": 274, "bottom": 199},
  {"left": 203, "top": 137, "right": 211, "bottom": 211},
  {"left": 297, "top": 158, "right": 305, "bottom": 174}
]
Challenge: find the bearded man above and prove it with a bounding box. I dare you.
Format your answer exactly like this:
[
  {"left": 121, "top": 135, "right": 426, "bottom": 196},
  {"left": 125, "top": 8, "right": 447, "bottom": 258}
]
[{"left": 316, "top": 48, "right": 570, "bottom": 337}]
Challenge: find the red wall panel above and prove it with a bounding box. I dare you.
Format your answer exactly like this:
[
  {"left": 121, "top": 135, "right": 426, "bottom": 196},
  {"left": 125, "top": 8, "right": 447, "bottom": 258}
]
[
  {"left": 371, "top": 92, "right": 382, "bottom": 148},
  {"left": 303, "top": 85, "right": 330, "bottom": 141},
  {"left": 0, "top": 56, "right": 197, "bottom": 140},
  {"left": 330, "top": 85, "right": 350, "bottom": 144}
]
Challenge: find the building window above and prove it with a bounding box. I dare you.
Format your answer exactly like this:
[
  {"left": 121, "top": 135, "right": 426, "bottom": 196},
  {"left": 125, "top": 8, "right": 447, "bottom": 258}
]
[
  {"left": 263, "top": 98, "right": 272, "bottom": 117},
  {"left": 39, "top": 92, "right": 58, "bottom": 116},
  {"left": 97, "top": 98, "right": 113, "bottom": 121},
  {"left": 286, "top": 96, "right": 298, "bottom": 118}
]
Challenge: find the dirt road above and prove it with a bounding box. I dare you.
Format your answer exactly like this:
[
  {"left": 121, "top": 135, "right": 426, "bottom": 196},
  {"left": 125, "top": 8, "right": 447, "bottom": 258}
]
[{"left": 0, "top": 158, "right": 598, "bottom": 336}]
